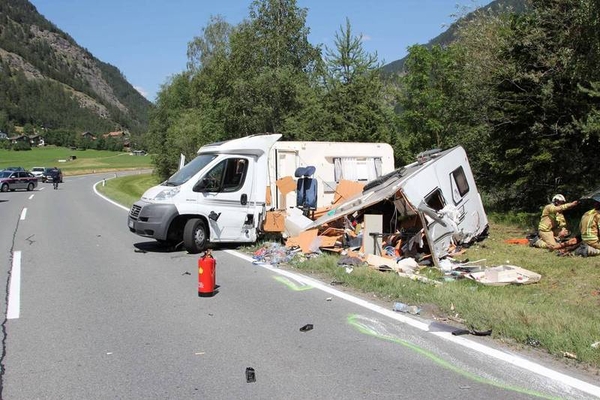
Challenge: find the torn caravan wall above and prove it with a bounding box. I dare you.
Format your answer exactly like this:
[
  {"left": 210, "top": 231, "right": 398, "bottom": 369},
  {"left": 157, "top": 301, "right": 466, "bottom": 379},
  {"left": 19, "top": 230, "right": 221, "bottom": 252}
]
[{"left": 302, "top": 146, "right": 489, "bottom": 268}]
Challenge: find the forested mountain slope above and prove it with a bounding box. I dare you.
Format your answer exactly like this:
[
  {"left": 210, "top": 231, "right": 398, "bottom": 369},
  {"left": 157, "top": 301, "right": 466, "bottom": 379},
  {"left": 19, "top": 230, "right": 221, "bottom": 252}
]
[
  {"left": 0, "top": 0, "right": 152, "bottom": 134},
  {"left": 382, "top": 0, "right": 528, "bottom": 74}
]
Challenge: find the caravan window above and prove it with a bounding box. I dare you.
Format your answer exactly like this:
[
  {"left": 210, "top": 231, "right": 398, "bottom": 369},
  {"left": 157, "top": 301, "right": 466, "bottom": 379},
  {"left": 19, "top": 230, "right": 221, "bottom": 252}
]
[
  {"left": 450, "top": 166, "right": 469, "bottom": 203},
  {"left": 333, "top": 157, "right": 383, "bottom": 182},
  {"left": 425, "top": 188, "right": 445, "bottom": 211}
]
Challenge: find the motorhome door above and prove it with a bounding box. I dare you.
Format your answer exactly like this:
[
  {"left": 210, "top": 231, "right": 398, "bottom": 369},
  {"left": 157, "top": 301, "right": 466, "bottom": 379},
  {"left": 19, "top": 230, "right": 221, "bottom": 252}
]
[
  {"left": 274, "top": 149, "right": 298, "bottom": 209},
  {"left": 195, "top": 156, "right": 255, "bottom": 241}
]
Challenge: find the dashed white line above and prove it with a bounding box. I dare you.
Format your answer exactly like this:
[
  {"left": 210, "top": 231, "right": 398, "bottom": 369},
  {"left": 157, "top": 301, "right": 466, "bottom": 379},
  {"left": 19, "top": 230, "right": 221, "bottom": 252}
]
[
  {"left": 7, "top": 251, "right": 21, "bottom": 319},
  {"left": 28, "top": 194, "right": 34, "bottom": 200},
  {"left": 20, "top": 208, "right": 27, "bottom": 221}
]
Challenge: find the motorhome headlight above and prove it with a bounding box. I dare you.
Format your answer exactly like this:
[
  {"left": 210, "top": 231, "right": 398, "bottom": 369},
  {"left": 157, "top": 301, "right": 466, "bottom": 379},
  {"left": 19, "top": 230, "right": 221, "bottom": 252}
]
[{"left": 153, "top": 186, "right": 181, "bottom": 201}]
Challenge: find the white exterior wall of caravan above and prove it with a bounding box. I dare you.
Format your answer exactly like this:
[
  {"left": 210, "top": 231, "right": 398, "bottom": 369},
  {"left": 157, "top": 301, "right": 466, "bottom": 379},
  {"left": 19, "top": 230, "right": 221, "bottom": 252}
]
[
  {"left": 268, "top": 141, "right": 395, "bottom": 210},
  {"left": 401, "top": 147, "right": 488, "bottom": 264}
]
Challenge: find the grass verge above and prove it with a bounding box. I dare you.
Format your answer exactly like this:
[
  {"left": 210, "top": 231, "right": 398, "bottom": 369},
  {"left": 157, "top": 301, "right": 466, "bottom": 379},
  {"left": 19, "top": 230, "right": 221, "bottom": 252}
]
[
  {"left": 101, "top": 174, "right": 600, "bottom": 372},
  {"left": 96, "top": 173, "right": 159, "bottom": 208}
]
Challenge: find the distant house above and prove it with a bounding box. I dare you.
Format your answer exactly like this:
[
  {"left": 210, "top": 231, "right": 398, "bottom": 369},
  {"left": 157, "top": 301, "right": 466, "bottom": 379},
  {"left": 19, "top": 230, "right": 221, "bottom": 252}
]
[
  {"left": 28, "top": 134, "right": 42, "bottom": 146},
  {"left": 103, "top": 130, "right": 130, "bottom": 149},
  {"left": 0, "top": 131, "right": 8, "bottom": 140},
  {"left": 103, "top": 130, "right": 126, "bottom": 139},
  {"left": 9, "top": 135, "right": 28, "bottom": 144},
  {"left": 81, "top": 131, "right": 96, "bottom": 140}
]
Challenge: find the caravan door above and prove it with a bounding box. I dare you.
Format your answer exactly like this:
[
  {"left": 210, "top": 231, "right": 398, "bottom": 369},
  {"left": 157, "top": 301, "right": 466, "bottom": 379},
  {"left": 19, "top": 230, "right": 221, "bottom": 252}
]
[
  {"left": 418, "top": 187, "right": 458, "bottom": 262},
  {"left": 195, "top": 156, "right": 257, "bottom": 242}
]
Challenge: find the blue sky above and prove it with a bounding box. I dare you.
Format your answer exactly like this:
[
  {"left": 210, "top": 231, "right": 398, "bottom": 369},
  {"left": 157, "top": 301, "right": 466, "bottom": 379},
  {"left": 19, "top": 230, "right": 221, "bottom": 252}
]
[{"left": 30, "top": 0, "right": 492, "bottom": 102}]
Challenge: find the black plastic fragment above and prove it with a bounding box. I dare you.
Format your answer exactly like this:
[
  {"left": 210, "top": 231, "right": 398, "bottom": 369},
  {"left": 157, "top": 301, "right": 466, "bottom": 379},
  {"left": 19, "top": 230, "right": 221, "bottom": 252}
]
[
  {"left": 299, "top": 324, "right": 313, "bottom": 332},
  {"left": 246, "top": 367, "right": 256, "bottom": 383}
]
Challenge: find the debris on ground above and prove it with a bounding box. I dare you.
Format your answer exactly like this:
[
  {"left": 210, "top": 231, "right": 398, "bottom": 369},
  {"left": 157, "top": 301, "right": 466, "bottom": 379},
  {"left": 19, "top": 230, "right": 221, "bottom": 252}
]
[
  {"left": 452, "top": 328, "right": 493, "bottom": 336},
  {"left": 245, "top": 367, "right": 256, "bottom": 383},
  {"left": 393, "top": 302, "right": 421, "bottom": 315}
]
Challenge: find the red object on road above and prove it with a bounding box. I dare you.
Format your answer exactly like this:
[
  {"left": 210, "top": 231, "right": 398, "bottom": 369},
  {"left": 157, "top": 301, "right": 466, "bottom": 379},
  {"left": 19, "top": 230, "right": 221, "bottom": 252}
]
[{"left": 198, "top": 250, "right": 216, "bottom": 297}]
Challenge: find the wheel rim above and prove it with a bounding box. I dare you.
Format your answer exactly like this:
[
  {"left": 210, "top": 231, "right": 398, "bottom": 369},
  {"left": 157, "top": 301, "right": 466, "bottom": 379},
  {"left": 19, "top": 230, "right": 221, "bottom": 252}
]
[
  {"left": 1, "top": 184, "right": 7, "bottom": 192},
  {"left": 194, "top": 226, "right": 205, "bottom": 246}
]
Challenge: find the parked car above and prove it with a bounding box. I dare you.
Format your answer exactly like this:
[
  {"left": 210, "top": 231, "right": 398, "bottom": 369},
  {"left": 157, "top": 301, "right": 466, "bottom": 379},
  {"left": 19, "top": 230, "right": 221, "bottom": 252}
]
[
  {"left": 30, "top": 167, "right": 46, "bottom": 179},
  {"left": 0, "top": 171, "right": 38, "bottom": 192},
  {"left": 43, "top": 167, "right": 63, "bottom": 183}
]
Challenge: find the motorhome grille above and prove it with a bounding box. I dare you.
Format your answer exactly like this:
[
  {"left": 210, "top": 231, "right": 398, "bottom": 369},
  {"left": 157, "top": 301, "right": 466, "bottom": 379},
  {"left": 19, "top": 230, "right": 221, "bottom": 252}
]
[{"left": 130, "top": 204, "right": 141, "bottom": 219}]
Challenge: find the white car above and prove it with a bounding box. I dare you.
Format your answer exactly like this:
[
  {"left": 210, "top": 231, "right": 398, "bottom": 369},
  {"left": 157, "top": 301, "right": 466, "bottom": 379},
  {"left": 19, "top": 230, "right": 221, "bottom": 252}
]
[{"left": 30, "top": 167, "right": 46, "bottom": 179}]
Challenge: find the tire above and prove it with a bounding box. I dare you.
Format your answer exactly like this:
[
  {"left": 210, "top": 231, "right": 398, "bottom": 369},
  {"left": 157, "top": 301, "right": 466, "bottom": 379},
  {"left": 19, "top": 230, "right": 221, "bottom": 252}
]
[
  {"left": 27, "top": 183, "right": 34, "bottom": 191},
  {"left": 183, "top": 218, "right": 208, "bottom": 254},
  {"left": 0, "top": 183, "right": 7, "bottom": 192}
]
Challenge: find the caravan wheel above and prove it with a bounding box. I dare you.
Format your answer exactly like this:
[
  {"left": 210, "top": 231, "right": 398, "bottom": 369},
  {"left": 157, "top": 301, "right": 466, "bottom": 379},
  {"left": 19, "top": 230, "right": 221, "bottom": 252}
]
[{"left": 183, "top": 218, "right": 208, "bottom": 254}]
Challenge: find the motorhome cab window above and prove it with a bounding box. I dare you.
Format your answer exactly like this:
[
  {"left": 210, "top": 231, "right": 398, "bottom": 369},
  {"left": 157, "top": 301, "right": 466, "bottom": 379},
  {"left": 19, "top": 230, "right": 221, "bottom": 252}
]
[
  {"left": 333, "top": 157, "right": 383, "bottom": 182},
  {"left": 196, "top": 157, "right": 248, "bottom": 193},
  {"left": 450, "top": 166, "right": 470, "bottom": 204},
  {"left": 165, "top": 154, "right": 217, "bottom": 186}
]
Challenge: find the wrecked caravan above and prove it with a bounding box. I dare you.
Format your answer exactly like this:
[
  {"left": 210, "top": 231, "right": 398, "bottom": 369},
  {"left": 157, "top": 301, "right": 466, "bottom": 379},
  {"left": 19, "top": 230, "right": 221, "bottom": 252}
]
[
  {"left": 304, "top": 146, "right": 489, "bottom": 267},
  {"left": 127, "top": 134, "right": 395, "bottom": 254}
]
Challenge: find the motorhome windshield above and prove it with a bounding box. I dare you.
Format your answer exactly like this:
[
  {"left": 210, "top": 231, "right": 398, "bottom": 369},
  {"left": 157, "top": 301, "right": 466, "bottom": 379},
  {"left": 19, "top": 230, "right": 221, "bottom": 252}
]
[{"left": 164, "top": 154, "right": 217, "bottom": 186}]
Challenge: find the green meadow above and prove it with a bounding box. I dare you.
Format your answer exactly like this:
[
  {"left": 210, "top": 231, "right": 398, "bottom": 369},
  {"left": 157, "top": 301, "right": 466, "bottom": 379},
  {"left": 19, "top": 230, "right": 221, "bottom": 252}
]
[{"left": 0, "top": 146, "right": 153, "bottom": 175}]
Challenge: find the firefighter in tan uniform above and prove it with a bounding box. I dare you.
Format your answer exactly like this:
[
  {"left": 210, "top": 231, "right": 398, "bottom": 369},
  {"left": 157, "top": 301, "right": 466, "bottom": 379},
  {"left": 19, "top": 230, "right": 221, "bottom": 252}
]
[
  {"left": 575, "top": 195, "right": 600, "bottom": 257},
  {"left": 533, "top": 194, "right": 579, "bottom": 250}
]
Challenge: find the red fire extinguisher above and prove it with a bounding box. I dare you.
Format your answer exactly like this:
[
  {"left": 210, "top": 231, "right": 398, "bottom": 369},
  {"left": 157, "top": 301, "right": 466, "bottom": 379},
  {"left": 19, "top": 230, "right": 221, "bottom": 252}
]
[{"left": 198, "top": 249, "right": 216, "bottom": 297}]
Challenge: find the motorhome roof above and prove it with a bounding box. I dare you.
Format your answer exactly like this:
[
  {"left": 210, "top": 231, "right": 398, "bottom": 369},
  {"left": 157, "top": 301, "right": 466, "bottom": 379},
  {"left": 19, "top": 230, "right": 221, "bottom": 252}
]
[{"left": 197, "top": 134, "right": 282, "bottom": 156}]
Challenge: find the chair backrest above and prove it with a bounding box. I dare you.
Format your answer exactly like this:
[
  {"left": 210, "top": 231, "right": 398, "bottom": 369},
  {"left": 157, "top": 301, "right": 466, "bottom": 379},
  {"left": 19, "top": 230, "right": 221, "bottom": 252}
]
[{"left": 295, "top": 166, "right": 318, "bottom": 210}]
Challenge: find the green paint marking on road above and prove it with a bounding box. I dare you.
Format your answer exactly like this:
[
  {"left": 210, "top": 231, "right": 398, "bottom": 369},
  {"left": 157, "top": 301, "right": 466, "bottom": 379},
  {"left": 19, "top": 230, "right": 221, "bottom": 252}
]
[
  {"left": 347, "top": 314, "right": 558, "bottom": 400},
  {"left": 274, "top": 276, "right": 314, "bottom": 291}
]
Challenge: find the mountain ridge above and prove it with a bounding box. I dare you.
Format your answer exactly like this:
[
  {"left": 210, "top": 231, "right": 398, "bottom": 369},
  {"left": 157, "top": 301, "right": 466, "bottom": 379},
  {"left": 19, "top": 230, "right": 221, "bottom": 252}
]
[
  {"left": 382, "top": 0, "right": 528, "bottom": 74},
  {"left": 0, "top": 0, "right": 151, "bottom": 135}
]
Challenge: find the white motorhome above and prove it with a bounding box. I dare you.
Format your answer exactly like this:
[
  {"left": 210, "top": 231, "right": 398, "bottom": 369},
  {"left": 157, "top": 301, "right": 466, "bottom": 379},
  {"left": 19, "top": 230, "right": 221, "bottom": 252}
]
[
  {"left": 305, "top": 146, "right": 489, "bottom": 267},
  {"left": 127, "top": 134, "right": 394, "bottom": 253}
]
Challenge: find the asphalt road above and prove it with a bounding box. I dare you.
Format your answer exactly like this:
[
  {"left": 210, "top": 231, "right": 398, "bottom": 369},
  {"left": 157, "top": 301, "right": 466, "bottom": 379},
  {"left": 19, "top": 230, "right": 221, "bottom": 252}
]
[{"left": 0, "top": 173, "right": 598, "bottom": 399}]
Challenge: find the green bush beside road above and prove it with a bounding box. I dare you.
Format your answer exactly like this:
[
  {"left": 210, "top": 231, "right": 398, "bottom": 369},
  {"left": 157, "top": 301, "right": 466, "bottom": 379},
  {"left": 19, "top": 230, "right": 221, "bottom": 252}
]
[{"left": 104, "top": 174, "right": 600, "bottom": 371}]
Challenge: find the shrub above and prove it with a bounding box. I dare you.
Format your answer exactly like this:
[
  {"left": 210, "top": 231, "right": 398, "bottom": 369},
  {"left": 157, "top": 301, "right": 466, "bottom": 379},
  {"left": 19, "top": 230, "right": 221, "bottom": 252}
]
[{"left": 12, "top": 141, "right": 32, "bottom": 151}]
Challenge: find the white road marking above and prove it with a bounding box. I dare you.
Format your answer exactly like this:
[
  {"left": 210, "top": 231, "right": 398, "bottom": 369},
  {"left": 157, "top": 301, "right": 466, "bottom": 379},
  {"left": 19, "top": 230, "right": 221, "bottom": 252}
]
[
  {"left": 39, "top": 187, "right": 45, "bottom": 191},
  {"left": 7, "top": 251, "right": 22, "bottom": 319},
  {"left": 28, "top": 194, "right": 34, "bottom": 200},
  {"left": 93, "top": 180, "right": 129, "bottom": 210},
  {"left": 226, "top": 250, "right": 600, "bottom": 398},
  {"left": 20, "top": 208, "right": 27, "bottom": 220}
]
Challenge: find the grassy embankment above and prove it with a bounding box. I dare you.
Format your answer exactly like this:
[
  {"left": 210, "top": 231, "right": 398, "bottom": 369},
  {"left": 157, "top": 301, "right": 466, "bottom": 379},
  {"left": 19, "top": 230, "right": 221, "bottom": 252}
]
[
  {"left": 102, "top": 174, "right": 600, "bottom": 372},
  {"left": 98, "top": 173, "right": 160, "bottom": 206},
  {"left": 0, "top": 146, "right": 152, "bottom": 175}
]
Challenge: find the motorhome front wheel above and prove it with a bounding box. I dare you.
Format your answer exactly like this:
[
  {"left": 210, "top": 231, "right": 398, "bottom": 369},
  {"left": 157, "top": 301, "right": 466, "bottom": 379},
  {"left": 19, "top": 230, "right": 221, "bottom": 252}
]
[{"left": 184, "top": 218, "right": 208, "bottom": 254}]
